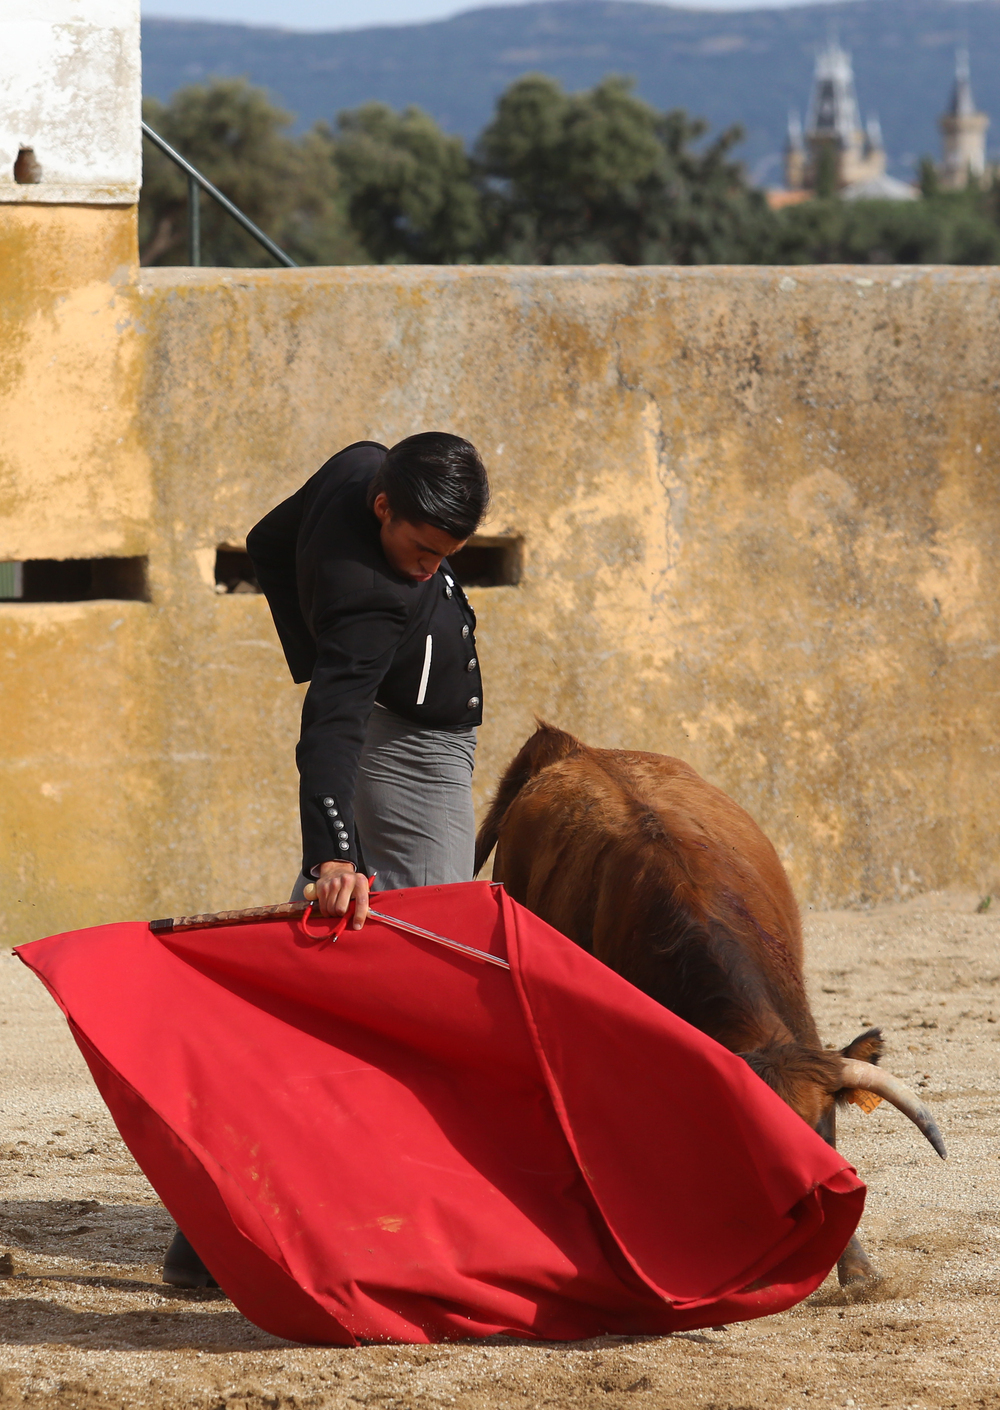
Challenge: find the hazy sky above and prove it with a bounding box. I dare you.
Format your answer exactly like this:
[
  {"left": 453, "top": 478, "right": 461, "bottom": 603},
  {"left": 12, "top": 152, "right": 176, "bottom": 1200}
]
[{"left": 142, "top": 0, "right": 829, "bottom": 32}]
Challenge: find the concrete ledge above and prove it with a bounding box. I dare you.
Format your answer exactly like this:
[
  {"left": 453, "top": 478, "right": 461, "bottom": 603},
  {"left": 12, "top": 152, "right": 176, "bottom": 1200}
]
[{"left": 0, "top": 184, "right": 139, "bottom": 204}]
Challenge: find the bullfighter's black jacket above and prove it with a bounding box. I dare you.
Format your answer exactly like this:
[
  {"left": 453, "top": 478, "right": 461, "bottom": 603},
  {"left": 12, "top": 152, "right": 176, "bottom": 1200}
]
[{"left": 247, "top": 441, "right": 483, "bottom": 878}]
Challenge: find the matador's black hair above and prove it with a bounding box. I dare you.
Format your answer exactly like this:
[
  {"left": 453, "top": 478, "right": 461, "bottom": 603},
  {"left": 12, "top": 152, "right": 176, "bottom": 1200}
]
[{"left": 367, "top": 432, "right": 490, "bottom": 540}]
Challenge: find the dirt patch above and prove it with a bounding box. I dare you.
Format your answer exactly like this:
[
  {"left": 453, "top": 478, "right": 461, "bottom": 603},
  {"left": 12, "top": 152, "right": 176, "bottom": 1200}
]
[{"left": 3, "top": 890, "right": 999, "bottom": 1409}]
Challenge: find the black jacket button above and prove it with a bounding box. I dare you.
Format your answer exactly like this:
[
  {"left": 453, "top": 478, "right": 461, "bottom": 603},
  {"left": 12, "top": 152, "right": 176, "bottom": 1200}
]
[
  {"left": 467, "top": 695, "right": 480, "bottom": 709},
  {"left": 462, "top": 625, "right": 470, "bottom": 639},
  {"left": 467, "top": 658, "right": 477, "bottom": 671}
]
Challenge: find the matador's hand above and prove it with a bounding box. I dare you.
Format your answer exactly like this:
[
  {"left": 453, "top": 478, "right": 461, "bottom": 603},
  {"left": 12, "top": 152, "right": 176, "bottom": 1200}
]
[{"left": 304, "top": 862, "right": 370, "bottom": 929}]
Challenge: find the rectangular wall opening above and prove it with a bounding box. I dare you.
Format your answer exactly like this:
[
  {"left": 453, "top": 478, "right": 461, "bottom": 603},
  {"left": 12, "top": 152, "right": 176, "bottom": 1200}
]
[
  {"left": 449, "top": 536, "right": 522, "bottom": 588},
  {"left": 0, "top": 557, "right": 150, "bottom": 602},
  {"left": 215, "top": 546, "right": 260, "bottom": 594}
]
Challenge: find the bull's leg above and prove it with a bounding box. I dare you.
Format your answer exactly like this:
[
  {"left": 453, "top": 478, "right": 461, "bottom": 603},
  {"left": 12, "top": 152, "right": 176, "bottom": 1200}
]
[{"left": 816, "top": 1105, "right": 879, "bottom": 1287}]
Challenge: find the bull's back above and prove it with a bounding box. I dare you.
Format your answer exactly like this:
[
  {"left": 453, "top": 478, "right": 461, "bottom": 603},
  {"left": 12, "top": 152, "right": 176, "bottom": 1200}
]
[
  {"left": 493, "top": 745, "right": 803, "bottom": 972},
  {"left": 607, "top": 749, "right": 804, "bottom": 964}
]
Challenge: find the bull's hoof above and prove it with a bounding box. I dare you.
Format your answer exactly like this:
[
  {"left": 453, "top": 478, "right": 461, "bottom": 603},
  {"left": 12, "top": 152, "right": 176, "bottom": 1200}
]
[
  {"left": 838, "top": 1249, "right": 877, "bottom": 1286},
  {"left": 837, "top": 1233, "right": 878, "bottom": 1288},
  {"left": 837, "top": 1265, "right": 880, "bottom": 1289}
]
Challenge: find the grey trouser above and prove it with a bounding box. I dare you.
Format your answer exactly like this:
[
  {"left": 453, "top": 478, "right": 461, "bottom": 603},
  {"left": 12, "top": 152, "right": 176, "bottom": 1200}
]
[{"left": 291, "top": 704, "right": 478, "bottom": 897}]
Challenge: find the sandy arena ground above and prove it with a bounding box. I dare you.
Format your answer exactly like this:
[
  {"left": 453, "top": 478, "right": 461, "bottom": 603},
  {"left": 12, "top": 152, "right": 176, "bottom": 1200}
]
[{"left": 2, "top": 891, "right": 998, "bottom": 1410}]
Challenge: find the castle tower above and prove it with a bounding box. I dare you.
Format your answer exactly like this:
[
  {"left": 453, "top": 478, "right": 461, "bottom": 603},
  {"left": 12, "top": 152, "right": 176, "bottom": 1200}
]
[
  {"left": 939, "top": 49, "right": 989, "bottom": 189},
  {"left": 801, "top": 40, "right": 885, "bottom": 191}
]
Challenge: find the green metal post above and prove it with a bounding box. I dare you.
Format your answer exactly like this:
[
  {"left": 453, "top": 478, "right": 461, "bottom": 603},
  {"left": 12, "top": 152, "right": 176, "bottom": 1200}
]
[{"left": 188, "top": 171, "right": 201, "bottom": 266}]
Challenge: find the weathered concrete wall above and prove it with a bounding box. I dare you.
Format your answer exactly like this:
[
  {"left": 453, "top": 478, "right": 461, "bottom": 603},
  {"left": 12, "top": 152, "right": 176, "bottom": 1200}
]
[
  {"left": 0, "top": 0, "right": 141, "bottom": 204},
  {"left": 3, "top": 262, "right": 999, "bottom": 943},
  {"left": 0, "top": 203, "right": 156, "bottom": 944},
  {"left": 0, "top": 205, "right": 148, "bottom": 559}
]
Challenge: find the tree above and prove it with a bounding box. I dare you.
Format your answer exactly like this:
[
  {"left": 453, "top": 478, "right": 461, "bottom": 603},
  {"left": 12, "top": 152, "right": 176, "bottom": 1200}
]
[
  {"left": 918, "top": 156, "right": 940, "bottom": 199},
  {"left": 814, "top": 143, "right": 838, "bottom": 200},
  {"left": 768, "top": 192, "right": 1000, "bottom": 265},
  {"left": 651, "top": 106, "right": 773, "bottom": 265},
  {"left": 139, "top": 80, "right": 363, "bottom": 267},
  {"left": 289, "top": 124, "right": 370, "bottom": 267},
  {"left": 476, "top": 74, "right": 770, "bottom": 264},
  {"left": 332, "top": 103, "right": 482, "bottom": 263}
]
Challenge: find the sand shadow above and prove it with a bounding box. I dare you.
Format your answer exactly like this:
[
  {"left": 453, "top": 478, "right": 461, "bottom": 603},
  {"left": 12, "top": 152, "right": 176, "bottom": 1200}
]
[
  {"left": 0, "top": 1199, "right": 174, "bottom": 1266},
  {"left": 0, "top": 1295, "right": 294, "bottom": 1351},
  {"left": 20, "top": 1271, "right": 225, "bottom": 1299}
]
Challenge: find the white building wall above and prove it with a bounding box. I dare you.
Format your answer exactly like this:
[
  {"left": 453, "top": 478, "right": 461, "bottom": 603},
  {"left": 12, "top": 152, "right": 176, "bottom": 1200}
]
[{"left": 0, "top": 0, "right": 141, "bottom": 204}]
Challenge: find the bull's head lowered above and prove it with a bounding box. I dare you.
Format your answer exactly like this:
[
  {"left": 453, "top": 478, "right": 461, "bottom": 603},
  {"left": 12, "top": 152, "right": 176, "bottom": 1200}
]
[{"left": 741, "top": 1026, "right": 946, "bottom": 1159}]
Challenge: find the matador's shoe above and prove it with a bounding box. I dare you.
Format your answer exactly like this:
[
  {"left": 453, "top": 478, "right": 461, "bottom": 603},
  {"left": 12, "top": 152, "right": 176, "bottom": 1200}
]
[{"left": 162, "top": 1227, "right": 219, "bottom": 1289}]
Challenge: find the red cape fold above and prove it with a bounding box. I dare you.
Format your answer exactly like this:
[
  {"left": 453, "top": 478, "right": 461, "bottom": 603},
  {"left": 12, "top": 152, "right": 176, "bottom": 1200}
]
[{"left": 16, "top": 881, "right": 863, "bottom": 1344}]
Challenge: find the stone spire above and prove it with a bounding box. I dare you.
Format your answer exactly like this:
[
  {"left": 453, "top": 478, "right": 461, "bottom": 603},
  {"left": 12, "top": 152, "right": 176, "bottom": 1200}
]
[
  {"left": 949, "top": 48, "right": 976, "bottom": 119},
  {"left": 799, "top": 39, "right": 885, "bottom": 192},
  {"left": 939, "top": 49, "right": 989, "bottom": 188},
  {"left": 806, "top": 39, "right": 861, "bottom": 147}
]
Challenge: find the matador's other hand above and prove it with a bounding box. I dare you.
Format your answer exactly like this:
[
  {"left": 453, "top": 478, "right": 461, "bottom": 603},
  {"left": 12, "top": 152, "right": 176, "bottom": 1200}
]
[{"left": 306, "top": 862, "right": 370, "bottom": 929}]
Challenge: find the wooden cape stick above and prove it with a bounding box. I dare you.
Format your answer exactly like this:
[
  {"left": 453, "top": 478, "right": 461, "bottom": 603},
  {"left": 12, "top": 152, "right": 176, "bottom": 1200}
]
[
  {"left": 148, "top": 901, "right": 511, "bottom": 970},
  {"left": 149, "top": 902, "right": 308, "bottom": 933}
]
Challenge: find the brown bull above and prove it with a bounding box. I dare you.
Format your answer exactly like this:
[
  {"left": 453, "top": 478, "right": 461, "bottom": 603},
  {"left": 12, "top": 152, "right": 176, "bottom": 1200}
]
[{"left": 475, "top": 723, "right": 945, "bottom": 1288}]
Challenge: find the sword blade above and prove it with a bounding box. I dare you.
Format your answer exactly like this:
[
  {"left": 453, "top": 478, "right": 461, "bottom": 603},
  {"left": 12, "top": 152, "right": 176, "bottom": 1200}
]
[{"left": 368, "top": 908, "right": 510, "bottom": 970}]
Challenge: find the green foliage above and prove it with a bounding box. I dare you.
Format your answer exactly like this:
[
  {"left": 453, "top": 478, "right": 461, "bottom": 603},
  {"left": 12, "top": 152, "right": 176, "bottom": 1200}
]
[
  {"left": 768, "top": 189, "right": 1000, "bottom": 265},
  {"left": 139, "top": 74, "right": 1000, "bottom": 269},
  {"left": 476, "top": 74, "right": 661, "bottom": 262},
  {"left": 287, "top": 125, "right": 370, "bottom": 267},
  {"left": 140, "top": 80, "right": 364, "bottom": 267},
  {"left": 332, "top": 103, "right": 482, "bottom": 263},
  {"left": 977, "top": 170, "right": 1000, "bottom": 227},
  {"left": 476, "top": 74, "right": 770, "bottom": 264},
  {"left": 918, "top": 156, "right": 940, "bottom": 199},
  {"left": 813, "top": 143, "right": 838, "bottom": 201}
]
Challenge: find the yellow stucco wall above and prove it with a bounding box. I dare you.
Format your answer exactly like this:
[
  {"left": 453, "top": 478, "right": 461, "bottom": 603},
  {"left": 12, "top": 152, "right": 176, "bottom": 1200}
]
[
  {"left": 3, "top": 249, "right": 999, "bottom": 944},
  {"left": 0, "top": 205, "right": 160, "bottom": 943}
]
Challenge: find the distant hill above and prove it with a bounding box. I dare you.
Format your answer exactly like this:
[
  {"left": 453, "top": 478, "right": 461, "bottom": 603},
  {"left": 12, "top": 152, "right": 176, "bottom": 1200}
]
[{"left": 141, "top": 0, "right": 1000, "bottom": 183}]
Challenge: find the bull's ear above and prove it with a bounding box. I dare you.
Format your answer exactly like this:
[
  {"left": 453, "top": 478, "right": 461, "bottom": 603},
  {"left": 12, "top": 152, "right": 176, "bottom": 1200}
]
[{"left": 841, "top": 1026, "right": 884, "bottom": 1065}]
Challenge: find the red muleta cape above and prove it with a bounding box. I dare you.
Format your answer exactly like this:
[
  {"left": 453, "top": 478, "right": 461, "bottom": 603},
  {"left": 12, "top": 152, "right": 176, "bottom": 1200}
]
[{"left": 16, "top": 881, "right": 863, "bottom": 1344}]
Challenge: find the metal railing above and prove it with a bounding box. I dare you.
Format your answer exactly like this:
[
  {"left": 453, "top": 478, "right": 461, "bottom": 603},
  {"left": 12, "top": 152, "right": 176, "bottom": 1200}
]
[{"left": 141, "top": 121, "right": 297, "bottom": 269}]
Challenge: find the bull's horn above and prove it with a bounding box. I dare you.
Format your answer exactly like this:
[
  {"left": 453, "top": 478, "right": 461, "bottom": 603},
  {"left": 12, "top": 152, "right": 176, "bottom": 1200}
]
[{"left": 840, "top": 1058, "right": 946, "bottom": 1159}]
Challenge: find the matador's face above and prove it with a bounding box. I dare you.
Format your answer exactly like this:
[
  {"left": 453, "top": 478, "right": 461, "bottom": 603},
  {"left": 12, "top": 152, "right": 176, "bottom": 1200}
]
[{"left": 372, "top": 492, "right": 467, "bottom": 583}]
